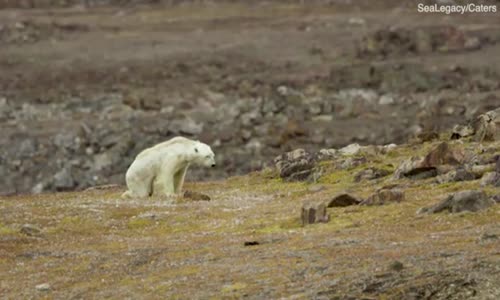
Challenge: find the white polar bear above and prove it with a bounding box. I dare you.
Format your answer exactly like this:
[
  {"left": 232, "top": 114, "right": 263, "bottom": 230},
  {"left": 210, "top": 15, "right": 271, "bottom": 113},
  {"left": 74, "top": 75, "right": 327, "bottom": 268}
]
[{"left": 122, "top": 137, "right": 216, "bottom": 198}]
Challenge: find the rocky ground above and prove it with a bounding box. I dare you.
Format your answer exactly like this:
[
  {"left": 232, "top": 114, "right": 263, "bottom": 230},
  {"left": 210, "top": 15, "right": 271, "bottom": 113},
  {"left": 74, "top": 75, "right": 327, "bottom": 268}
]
[
  {"left": 1, "top": 0, "right": 500, "bottom": 194},
  {"left": 1, "top": 123, "right": 499, "bottom": 298}
]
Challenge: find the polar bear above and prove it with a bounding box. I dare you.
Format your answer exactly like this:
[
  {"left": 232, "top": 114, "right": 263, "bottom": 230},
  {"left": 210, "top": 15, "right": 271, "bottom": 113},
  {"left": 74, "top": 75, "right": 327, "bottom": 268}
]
[{"left": 122, "top": 137, "right": 216, "bottom": 198}]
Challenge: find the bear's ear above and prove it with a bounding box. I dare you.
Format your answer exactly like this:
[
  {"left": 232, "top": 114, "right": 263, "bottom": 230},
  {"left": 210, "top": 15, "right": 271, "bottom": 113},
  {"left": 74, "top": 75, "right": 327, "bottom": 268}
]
[{"left": 194, "top": 147, "right": 199, "bottom": 153}]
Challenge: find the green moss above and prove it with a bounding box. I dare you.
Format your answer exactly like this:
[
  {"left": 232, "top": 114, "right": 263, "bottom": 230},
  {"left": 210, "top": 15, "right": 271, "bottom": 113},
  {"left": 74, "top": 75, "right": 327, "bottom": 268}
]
[
  {"left": 47, "top": 216, "right": 104, "bottom": 235},
  {"left": 127, "top": 218, "right": 155, "bottom": 230},
  {"left": 221, "top": 282, "right": 247, "bottom": 294},
  {"left": 0, "top": 223, "right": 15, "bottom": 235}
]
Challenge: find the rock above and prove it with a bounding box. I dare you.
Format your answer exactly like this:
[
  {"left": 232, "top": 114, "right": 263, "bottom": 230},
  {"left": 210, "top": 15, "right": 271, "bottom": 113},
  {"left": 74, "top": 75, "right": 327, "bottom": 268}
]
[
  {"left": 317, "top": 148, "right": 337, "bottom": 161},
  {"left": 35, "top": 283, "right": 50, "bottom": 291},
  {"left": 354, "top": 167, "right": 391, "bottom": 182},
  {"left": 418, "top": 190, "right": 495, "bottom": 214},
  {"left": 274, "top": 149, "right": 317, "bottom": 182},
  {"left": 327, "top": 193, "right": 362, "bottom": 207},
  {"left": 422, "top": 142, "right": 465, "bottom": 167},
  {"left": 362, "top": 189, "right": 405, "bottom": 206},
  {"left": 480, "top": 172, "right": 499, "bottom": 187},
  {"left": 339, "top": 157, "right": 368, "bottom": 170},
  {"left": 436, "top": 168, "right": 476, "bottom": 184},
  {"left": 473, "top": 107, "right": 500, "bottom": 142},
  {"left": 301, "top": 202, "right": 330, "bottom": 225},
  {"left": 339, "top": 143, "right": 361, "bottom": 156},
  {"left": 388, "top": 261, "right": 404, "bottom": 272},
  {"left": 394, "top": 142, "right": 465, "bottom": 180},
  {"left": 20, "top": 224, "right": 41, "bottom": 236},
  {"left": 394, "top": 157, "right": 437, "bottom": 180},
  {"left": 451, "top": 124, "right": 474, "bottom": 140},
  {"left": 183, "top": 190, "right": 211, "bottom": 201},
  {"left": 170, "top": 118, "right": 203, "bottom": 136},
  {"left": 53, "top": 167, "right": 75, "bottom": 191},
  {"left": 378, "top": 94, "right": 395, "bottom": 105}
]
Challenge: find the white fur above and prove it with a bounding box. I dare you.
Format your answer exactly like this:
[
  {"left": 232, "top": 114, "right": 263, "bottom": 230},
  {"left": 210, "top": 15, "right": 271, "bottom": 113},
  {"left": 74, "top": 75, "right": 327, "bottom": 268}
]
[{"left": 122, "top": 137, "right": 215, "bottom": 198}]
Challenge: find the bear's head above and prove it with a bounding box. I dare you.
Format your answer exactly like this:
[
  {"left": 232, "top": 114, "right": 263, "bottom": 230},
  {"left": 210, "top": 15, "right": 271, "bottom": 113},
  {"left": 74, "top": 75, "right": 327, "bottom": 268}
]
[{"left": 191, "top": 141, "right": 216, "bottom": 168}]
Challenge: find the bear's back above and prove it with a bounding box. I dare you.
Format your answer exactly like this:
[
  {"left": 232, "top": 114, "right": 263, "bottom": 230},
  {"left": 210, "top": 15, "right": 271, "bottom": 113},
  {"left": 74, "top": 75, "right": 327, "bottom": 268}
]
[{"left": 136, "top": 136, "right": 194, "bottom": 160}]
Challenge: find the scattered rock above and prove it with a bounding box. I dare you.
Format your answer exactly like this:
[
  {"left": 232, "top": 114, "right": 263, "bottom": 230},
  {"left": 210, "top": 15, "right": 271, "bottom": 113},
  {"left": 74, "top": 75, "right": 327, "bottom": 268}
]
[
  {"left": 53, "top": 167, "right": 75, "bottom": 191},
  {"left": 473, "top": 107, "right": 500, "bottom": 142},
  {"left": 362, "top": 189, "right": 405, "bottom": 206},
  {"left": 243, "top": 241, "right": 260, "bottom": 246},
  {"left": 274, "top": 149, "right": 317, "bottom": 182},
  {"left": 388, "top": 261, "right": 404, "bottom": 272},
  {"left": 480, "top": 172, "right": 499, "bottom": 187},
  {"left": 20, "top": 224, "right": 42, "bottom": 236},
  {"left": 183, "top": 190, "right": 211, "bottom": 201},
  {"left": 338, "top": 143, "right": 362, "bottom": 156},
  {"left": 451, "top": 124, "right": 474, "bottom": 140},
  {"left": 354, "top": 167, "right": 391, "bottom": 182},
  {"left": 436, "top": 168, "right": 476, "bottom": 184},
  {"left": 394, "top": 142, "right": 465, "bottom": 180},
  {"left": 301, "top": 202, "right": 330, "bottom": 225},
  {"left": 418, "top": 190, "right": 495, "bottom": 214},
  {"left": 317, "top": 148, "right": 337, "bottom": 161},
  {"left": 327, "top": 193, "right": 362, "bottom": 207},
  {"left": 35, "top": 283, "right": 51, "bottom": 291},
  {"left": 422, "top": 142, "right": 465, "bottom": 167}
]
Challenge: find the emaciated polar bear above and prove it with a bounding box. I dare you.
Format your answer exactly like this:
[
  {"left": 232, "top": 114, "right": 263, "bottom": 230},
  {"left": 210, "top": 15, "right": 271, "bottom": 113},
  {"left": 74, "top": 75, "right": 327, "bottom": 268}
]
[{"left": 122, "top": 137, "right": 216, "bottom": 198}]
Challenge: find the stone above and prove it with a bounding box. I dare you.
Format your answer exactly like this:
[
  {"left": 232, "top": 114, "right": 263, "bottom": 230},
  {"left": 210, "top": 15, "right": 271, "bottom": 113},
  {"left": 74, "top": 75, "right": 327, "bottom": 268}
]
[
  {"left": 183, "top": 190, "right": 211, "bottom": 201},
  {"left": 170, "top": 118, "right": 203, "bottom": 136},
  {"left": 379, "top": 94, "right": 395, "bottom": 105},
  {"left": 338, "top": 143, "right": 361, "bottom": 156},
  {"left": 388, "top": 261, "right": 404, "bottom": 272},
  {"left": 274, "top": 149, "right": 317, "bottom": 182},
  {"left": 35, "top": 283, "right": 50, "bottom": 291},
  {"left": 317, "top": 148, "right": 337, "bottom": 161},
  {"left": 417, "top": 190, "right": 495, "bottom": 214},
  {"left": 301, "top": 202, "right": 330, "bottom": 225},
  {"left": 354, "top": 167, "right": 391, "bottom": 182},
  {"left": 436, "top": 168, "right": 476, "bottom": 184},
  {"left": 53, "top": 167, "right": 75, "bottom": 191},
  {"left": 451, "top": 124, "right": 474, "bottom": 140},
  {"left": 362, "top": 189, "right": 405, "bottom": 206},
  {"left": 394, "top": 142, "right": 465, "bottom": 180},
  {"left": 327, "top": 193, "right": 362, "bottom": 207},
  {"left": 421, "top": 142, "right": 465, "bottom": 167},
  {"left": 473, "top": 107, "right": 500, "bottom": 142},
  {"left": 480, "top": 172, "right": 499, "bottom": 187},
  {"left": 393, "top": 157, "right": 437, "bottom": 180},
  {"left": 20, "top": 224, "right": 41, "bottom": 236}
]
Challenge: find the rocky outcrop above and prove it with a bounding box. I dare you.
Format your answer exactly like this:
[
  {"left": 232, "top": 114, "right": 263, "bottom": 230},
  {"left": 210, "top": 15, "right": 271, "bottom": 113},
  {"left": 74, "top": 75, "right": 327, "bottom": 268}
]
[
  {"left": 361, "top": 188, "right": 405, "bottom": 206},
  {"left": 301, "top": 202, "right": 330, "bottom": 225},
  {"left": 418, "top": 190, "right": 496, "bottom": 214},
  {"left": 394, "top": 142, "right": 466, "bottom": 180},
  {"left": 327, "top": 193, "right": 362, "bottom": 207}
]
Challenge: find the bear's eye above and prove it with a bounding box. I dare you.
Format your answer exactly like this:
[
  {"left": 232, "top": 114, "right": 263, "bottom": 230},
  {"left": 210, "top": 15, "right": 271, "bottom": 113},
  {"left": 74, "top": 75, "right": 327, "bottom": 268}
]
[
  {"left": 205, "top": 155, "right": 210, "bottom": 158},
  {"left": 195, "top": 148, "right": 199, "bottom": 153}
]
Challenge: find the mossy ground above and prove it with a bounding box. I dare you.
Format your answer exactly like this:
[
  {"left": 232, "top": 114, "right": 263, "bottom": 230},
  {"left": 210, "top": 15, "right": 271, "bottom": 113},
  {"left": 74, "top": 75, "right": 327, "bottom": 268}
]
[{"left": 1, "top": 141, "right": 499, "bottom": 298}]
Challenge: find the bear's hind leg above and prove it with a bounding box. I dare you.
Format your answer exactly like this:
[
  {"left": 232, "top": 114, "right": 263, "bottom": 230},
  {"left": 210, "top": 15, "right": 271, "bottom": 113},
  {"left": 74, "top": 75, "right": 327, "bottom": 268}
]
[{"left": 125, "top": 174, "right": 152, "bottom": 199}]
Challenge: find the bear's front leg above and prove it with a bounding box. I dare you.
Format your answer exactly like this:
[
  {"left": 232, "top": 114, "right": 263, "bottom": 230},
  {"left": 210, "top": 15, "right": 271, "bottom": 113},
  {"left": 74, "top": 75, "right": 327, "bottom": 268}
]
[
  {"left": 151, "top": 160, "right": 176, "bottom": 197},
  {"left": 174, "top": 165, "right": 189, "bottom": 194}
]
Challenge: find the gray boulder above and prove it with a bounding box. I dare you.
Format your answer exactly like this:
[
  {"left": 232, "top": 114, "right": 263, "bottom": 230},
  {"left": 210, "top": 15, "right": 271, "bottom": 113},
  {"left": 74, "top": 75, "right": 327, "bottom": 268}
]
[{"left": 418, "top": 190, "right": 495, "bottom": 214}]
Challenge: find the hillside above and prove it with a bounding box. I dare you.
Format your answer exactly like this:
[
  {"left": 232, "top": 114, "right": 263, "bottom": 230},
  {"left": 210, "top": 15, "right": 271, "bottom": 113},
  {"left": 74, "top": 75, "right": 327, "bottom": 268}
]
[{"left": 1, "top": 133, "right": 499, "bottom": 299}]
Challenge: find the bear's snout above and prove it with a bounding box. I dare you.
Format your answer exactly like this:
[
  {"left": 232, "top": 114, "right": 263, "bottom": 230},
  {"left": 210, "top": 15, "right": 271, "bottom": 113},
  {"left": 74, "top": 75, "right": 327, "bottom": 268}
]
[{"left": 211, "top": 164, "right": 216, "bottom": 168}]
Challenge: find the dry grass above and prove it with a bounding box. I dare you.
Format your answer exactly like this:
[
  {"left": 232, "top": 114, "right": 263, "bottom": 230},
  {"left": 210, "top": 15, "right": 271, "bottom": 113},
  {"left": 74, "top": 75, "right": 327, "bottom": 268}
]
[{"left": 1, "top": 140, "right": 499, "bottom": 298}]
